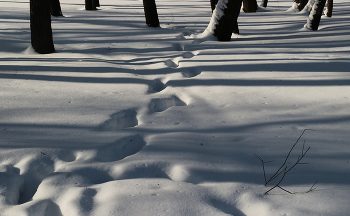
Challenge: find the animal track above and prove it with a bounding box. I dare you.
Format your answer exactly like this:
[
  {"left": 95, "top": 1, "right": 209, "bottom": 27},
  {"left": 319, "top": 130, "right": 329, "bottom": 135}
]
[
  {"left": 68, "top": 167, "right": 113, "bottom": 184},
  {"left": 95, "top": 135, "right": 147, "bottom": 162},
  {"left": 148, "top": 79, "right": 166, "bottom": 93},
  {"left": 98, "top": 109, "right": 138, "bottom": 130},
  {"left": 173, "top": 43, "right": 185, "bottom": 51},
  {"left": 79, "top": 188, "right": 97, "bottom": 214},
  {"left": 16, "top": 155, "right": 55, "bottom": 204},
  {"left": 182, "top": 52, "right": 195, "bottom": 58},
  {"left": 148, "top": 96, "right": 187, "bottom": 113},
  {"left": 165, "top": 44, "right": 199, "bottom": 69},
  {"left": 55, "top": 150, "right": 76, "bottom": 163},
  {"left": 164, "top": 59, "right": 179, "bottom": 68},
  {"left": 0, "top": 172, "right": 25, "bottom": 205},
  {"left": 182, "top": 68, "right": 202, "bottom": 78}
]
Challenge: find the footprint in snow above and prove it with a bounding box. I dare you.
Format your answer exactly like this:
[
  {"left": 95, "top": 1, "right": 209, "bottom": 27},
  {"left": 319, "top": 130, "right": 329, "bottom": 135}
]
[
  {"left": 79, "top": 188, "right": 97, "bottom": 214},
  {"left": 98, "top": 109, "right": 138, "bottom": 130},
  {"left": 173, "top": 43, "right": 185, "bottom": 51},
  {"left": 0, "top": 171, "right": 25, "bottom": 205},
  {"left": 95, "top": 135, "right": 147, "bottom": 162},
  {"left": 148, "top": 95, "right": 187, "bottom": 113},
  {"left": 182, "top": 67, "right": 202, "bottom": 78},
  {"left": 164, "top": 59, "right": 179, "bottom": 68},
  {"left": 148, "top": 79, "right": 166, "bottom": 93},
  {"left": 16, "top": 155, "right": 55, "bottom": 204},
  {"left": 182, "top": 51, "right": 195, "bottom": 58}
]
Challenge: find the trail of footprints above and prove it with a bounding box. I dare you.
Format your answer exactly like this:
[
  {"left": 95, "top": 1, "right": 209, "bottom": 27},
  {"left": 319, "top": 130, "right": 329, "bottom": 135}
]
[
  {"left": 99, "top": 39, "right": 200, "bottom": 130},
  {"left": 0, "top": 35, "right": 202, "bottom": 213},
  {"left": 164, "top": 42, "right": 201, "bottom": 78}
]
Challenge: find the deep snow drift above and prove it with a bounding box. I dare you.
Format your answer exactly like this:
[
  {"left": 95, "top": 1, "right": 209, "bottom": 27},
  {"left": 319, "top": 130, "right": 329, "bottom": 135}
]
[{"left": 1, "top": 0, "right": 350, "bottom": 215}]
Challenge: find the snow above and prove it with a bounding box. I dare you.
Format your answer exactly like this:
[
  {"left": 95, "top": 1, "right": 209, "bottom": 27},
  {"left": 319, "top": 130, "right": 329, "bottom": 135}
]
[
  {"left": 1, "top": 0, "right": 350, "bottom": 215},
  {"left": 206, "top": 0, "right": 229, "bottom": 35},
  {"left": 302, "top": 0, "right": 316, "bottom": 13}
]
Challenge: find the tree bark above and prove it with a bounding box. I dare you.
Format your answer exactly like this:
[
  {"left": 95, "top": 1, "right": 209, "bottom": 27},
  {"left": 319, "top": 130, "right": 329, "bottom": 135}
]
[
  {"left": 262, "top": 0, "right": 268, "bottom": 8},
  {"left": 210, "top": 0, "right": 219, "bottom": 12},
  {"left": 326, "top": 0, "right": 332, "bottom": 17},
  {"left": 243, "top": 0, "right": 257, "bottom": 12},
  {"left": 30, "top": 0, "right": 55, "bottom": 54},
  {"left": 305, "top": 0, "right": 327, "bottom": 30},
  {"left": 85, "top": 0, "right": 96, "bottom": 10},
  {"left": 297, "top": 0, "right": 308, "bottom": 11},
  {"left": 207, "top": 0, "right": 243, "bottom": 41},
  {"left": 50, "top": 0, "right": 63, "bottom": 16},
  {"left": 143, "top": 0, "right": 160, "bottom": 27},
  {"left": 93, "top": 0, "right": 100, "bottom": 7}
]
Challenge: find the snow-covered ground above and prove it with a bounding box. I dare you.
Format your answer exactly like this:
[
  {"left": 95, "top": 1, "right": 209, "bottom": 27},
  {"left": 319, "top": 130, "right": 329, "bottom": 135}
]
[{"left": 1, "top": 0, "right": 350, "bottom": 215}]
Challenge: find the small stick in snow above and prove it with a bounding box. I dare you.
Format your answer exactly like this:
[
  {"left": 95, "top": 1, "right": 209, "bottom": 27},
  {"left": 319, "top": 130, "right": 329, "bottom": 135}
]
[
  {"left": 306, "top": 181, "right": 317, "bottom": 193},
  {"left": 255, "top": 129, "right": 317, "bottom": 195}
]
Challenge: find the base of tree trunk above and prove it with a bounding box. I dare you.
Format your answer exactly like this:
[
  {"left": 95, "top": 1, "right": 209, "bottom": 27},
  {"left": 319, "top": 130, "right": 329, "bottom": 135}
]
[
  {"left": 85, "top": 0, "right": 97, "bottom": 10},
  {"left": 243, "top": 0, "right": 258, "bottom": 12},
  {"left": 305, "top": 0, "right": 327, "bottom": 30},
  {"left": 93, "top": 0, "right": 100, "bottom": 7},
  {"left": 211, "top": 0, "right": 243, "bottom": 41},
  {"left": 143, "top": 0, "right": 160, "bottom": 27},
  {"left": 262, "top": 0, "right": 268, "bottom": 8},
  {"left": 50, "top": 0, "right": 63, "bottom": 16},
  {"left": 30, "top": 0, "right": 55, "bottom": 54},
  {"left": 326, "top": 0, "right": 333, "bottom": 17}
]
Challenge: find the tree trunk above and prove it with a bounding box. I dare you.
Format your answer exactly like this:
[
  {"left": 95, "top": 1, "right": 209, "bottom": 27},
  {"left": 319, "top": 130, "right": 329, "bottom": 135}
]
[
  {"left": 297, "top": 0, "right": 308, "bottom": 11},
  {"left": 262, "top": 0, "right": 268, "bottom": 8},
  {"left": 326, "top": 0, "right": 332, "bottom": 17},
  {"left": 143, "top": 0, "right": 160, "bottom": 27},
  {"left": 243, "top": 0, "right": 257, "bottom": 12},
  {"left": 30, "top": 0, "right": 55, "bottom": 54},
  {"left": 232, "top": 19, "right": 239, "bottom": 35},
  {"left": 210, "top": 0, "right": 219, "bottom": 12},
  {"left": 305, "top": 0, "right": 327, "bottom": 30},
  {"left": 93, "top": 0, "right": 100, "bottom": 7},
  {"left": 302, "top": 0, "right": 316, "bottom": 12},
  {"left": 207, "top": 0, "right": 243, "bottom": 41},
  {"left": 85, "top": 0, "right": 96, "bottom": 10},
  {"left": 50, "top": 0, "right": 63, "bottom": 16}
]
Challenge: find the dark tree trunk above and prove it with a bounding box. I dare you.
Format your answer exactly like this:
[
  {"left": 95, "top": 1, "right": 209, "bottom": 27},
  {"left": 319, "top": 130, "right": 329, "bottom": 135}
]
[
  {"left": 298, "top": 0, "right": 308, "bottom": 11},
  {"left": 232, "top": 19, "right": 239, "bottom": 35},
  {"left": 50, "top": 0, "right": 63, "bottom": 16},
  {"left": 93, "top": 0, "right": 100, "bottom": 7},
  {"left": 243, "top": 0, "right": 257, "bottom": 12},
  {"left": 210, "top": 0, "right": 219, "bottom": 12},
  {"left": 262, "top": 0, "right": 268, "bottom": 8},
  {"left": 326, "top": 0, "right": 332, "bottom": 17},
  {"left": 307, "top": 0, "right": 327, "bottom": 30},
  {"left": 85, "top": 0, "right": 96, "bottom": 10},
  {"left": 210, "top": 0, "right": 243, "bottom": 41},
  {"left": 30, "top": 0, "right": 55, "bottom": 54},
  {"left": 143, "top": 0, "right": 160, "bottom": 27}
]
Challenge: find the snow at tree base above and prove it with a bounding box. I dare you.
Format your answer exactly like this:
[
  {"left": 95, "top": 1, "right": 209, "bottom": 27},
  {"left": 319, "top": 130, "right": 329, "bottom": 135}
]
[{"left": 1, "top": 0, "right": 350, "bottom": 215}]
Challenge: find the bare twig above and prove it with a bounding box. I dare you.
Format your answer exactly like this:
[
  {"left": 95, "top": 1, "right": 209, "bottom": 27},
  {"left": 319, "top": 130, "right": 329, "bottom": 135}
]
[
  {"left": 255, "top": 129, "right": 316, "bottom": 195},
  {"left": 265, "top": 129, "right": 313, "bottom": 185},
  {"left": 264, "top": 167, "right": 287, "bottom": 194},
  {"left": 254, "top": 153, "right": 273, "bottom": 184},
  {"left": 306, "top": 181, "right": 317, "bottom": 193}
]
